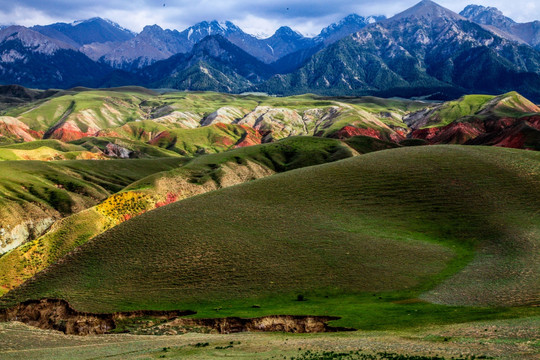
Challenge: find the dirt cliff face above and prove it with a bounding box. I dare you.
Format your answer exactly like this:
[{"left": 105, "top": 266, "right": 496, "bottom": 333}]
[
  {"left": 0, "top": 299, "right": 194, "bottom": 335},
  {"left": 0, "top": 299, "right": 351, "bottom": 335},
  {"left": 0, "top": 299, "right": 115, "bottom": 335},
  {"left": 167, "top": 315, "right": 352, "bottom": 334}
]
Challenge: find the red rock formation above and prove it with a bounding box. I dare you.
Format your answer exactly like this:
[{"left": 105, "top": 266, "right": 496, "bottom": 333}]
[
  {"left": 46, "top": 122, "right": 100, "bottom": 142},
  {"left": 0, "top": 117, "right": 42, "bottom": 142},
  {"left": 411, "top": 115, "right": 540, "bottom": 149},
  {"left": 234, "top": 126, "right": 263, "bottom": 148},
  {"left": 332, "top": 126, "right": 383, "bottom": 140}
]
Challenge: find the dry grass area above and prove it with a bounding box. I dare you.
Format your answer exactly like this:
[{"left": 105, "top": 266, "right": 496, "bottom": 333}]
[{"left": 0, "top": 317, "right": 538, "bottom": 359}]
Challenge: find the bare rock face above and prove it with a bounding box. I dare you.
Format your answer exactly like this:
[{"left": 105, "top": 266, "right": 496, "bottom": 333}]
[
  {"left": 103, "top": 142, "right": 132, "bottom": 158},
  {"left": 45, "top": 121, "right": 101, "bottom": 142},
  {"left": 460, "top": 5, "right": 540, "bottom": 49},
  {"left": 0, "top": 218, "right": 55, "bottom": 254},
  {"left": 0, "top": 26, "right": 74, "bottom": 55},
  {"left": 201, "top": 106, "right": 248, "bottom": 126}
]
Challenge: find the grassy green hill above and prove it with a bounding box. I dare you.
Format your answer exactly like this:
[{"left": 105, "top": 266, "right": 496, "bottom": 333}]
[
  {"left": 2, "top": 146, "right": 537, "bottom": 330},
  {"left": 405, "top": 92, "right": 540, "bottom": 129},
  {"left": 0, "top": 89, "right": 425, "bottom": 146},
  {"left": 0, "top": 140, "right": 107, "bottom": 160},
  {"left": 3, "top": 89, "right": 150, "bottom": 133},
  {"left": 0, "top": 158, "right": 185, "bottom": 254},
  {"left": 1, "top": 87, "right": 538, "bottom": 152},
  {"left": 97, "top": 122, "right": 264, "bottom": 155},
  {"left": 0, "top": 138, "right": 187, "bottom": 160},
  {"left": 0, "top": 137, "right": 356, "bottom": 294}
]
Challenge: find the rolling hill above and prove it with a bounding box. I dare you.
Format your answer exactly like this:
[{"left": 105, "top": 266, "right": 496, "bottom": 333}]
[
  {"left": 1, "top": 146, "right": 537, "bottom": 331},
  {"left": 406, "top": 92, "right": 540, "bottom": 148},
  {"left": 0, "top": 89, "right": 423, "bottom": 147},
  {"left": 1, "top": 88, "right": 151, "bottom": 141},
  {"left": 1, "top": 87, "right": 538, "bottom": 154},
  {"left": 0, "top": 137, "right": 357, "bottom": 295},
  {"left": 0, "top": 157, "right": 185, "bottom": 255}
]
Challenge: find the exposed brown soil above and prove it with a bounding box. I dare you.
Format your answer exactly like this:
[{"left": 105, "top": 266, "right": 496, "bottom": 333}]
[
  {"left": 0, "top": 299, "right": 194, "bottom": 335},
  {"left": 0, "top": 299, "right": 351, "bottom": 336},
  {"left": 165, "top": 315, "right": 353, "bottom": 334}
]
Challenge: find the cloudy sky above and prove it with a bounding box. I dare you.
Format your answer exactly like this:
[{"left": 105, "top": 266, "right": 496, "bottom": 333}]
[{"left": 0, "top": 0, "right": 538, "bottom": 37}]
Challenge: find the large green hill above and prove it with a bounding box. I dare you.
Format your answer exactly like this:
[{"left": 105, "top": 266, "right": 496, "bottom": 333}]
[
  {"left": 0, "top": 137, "right": 356, "bottom": 294},
  {"left": 2, "top": 146, "right": 538, "bottom": 329}
]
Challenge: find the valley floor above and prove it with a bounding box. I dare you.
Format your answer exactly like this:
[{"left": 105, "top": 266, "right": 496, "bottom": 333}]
[{"left": 0, "top": 317, "right": 538, "bottom": 359}]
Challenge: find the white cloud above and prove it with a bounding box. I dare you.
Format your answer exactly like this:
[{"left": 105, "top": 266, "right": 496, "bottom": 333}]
[{"left": 0, "top": 6, "right": 67, "bottom": 27}]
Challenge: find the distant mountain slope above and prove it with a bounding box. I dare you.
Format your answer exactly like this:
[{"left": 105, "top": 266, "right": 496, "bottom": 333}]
[
  {"left": 99, "top": 20, "right": 319, "bottom": 69},
  {"left": 3, "top": 3, "right": 540, "bottom": 95},
  {"left": 460, "top": 5, "right": 540, "bottom": 49},
  {"left": 139, "top": 35, "right": 275, "bottom": 92},
  {"left": 98, "top": 25, "right": 188, "bottom": 70},
  {"left": 257, "top": 27, "right": 316, "bottom": 62},
  {"left": 32, "top": 18, "right": 134, "bottom": 48},
  {"left": 0, "top": 26, "right": 111, "bottom": 89},
  {"left": 179, "top": 21, "right": 316, "bottom": 64},
  {"left": 95, "top": 13, "right": 389, "bottom": 71},
  {"left": 260, "top": 0, "right": 540, "bottom": 101},
  {"left": 315, "top": 14, "right": 386, "bottom": 44}
]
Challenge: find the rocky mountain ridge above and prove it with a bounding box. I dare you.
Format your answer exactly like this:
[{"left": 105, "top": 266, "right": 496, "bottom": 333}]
[
  {"left": 2, "top": 2, "right": 540, "bottom": 101},
  {"left": 460, "top": 5, "right": 540, "bottom": 49}
]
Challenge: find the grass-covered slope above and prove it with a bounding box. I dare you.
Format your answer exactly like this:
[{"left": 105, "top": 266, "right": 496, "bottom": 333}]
[
  {"left": 3, "top": 89, "right": 150, "bottom": 134},
  {"left": 2, "top": 146, "right": 537, "bottom": 329},
  {"left": 97, "top": 122, "right": 264, "bottom": 155},
  {"left": 405, "top": 92, "right": 540, "bottom": 148},
  {"left": 128, "top": 136, "right": 356, "bottom": 190},
  {"left": 0, "top": 137, "right": 356, "bottom": 294},
  {"left": 0, "top": 88, "right": 426, "bottom": 146},
  {"left": 406, "top": 92, "right": 540, "bottom": 129},
  {"left": 0, "top": 158, "right": 185, "bottom": 254},
  {"left": 0, "top": 140, "right": 108, "bottom": 160},
  {"left": 0, "top": 138, "right": 186, "bottom": 160},
  {"left": 0, "top": 87, "right": 538, "bottom": 157}
]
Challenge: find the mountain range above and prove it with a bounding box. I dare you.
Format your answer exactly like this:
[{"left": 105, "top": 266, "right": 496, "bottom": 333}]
[
  {"left": 260, "top": 1, "right": 540, "bottom": 101},
  {"left": 460, "top": 5, "right": 540, "bottom": 49},
  {"left": 2, "top": 1, "right": 540, "bottom": 101}
]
